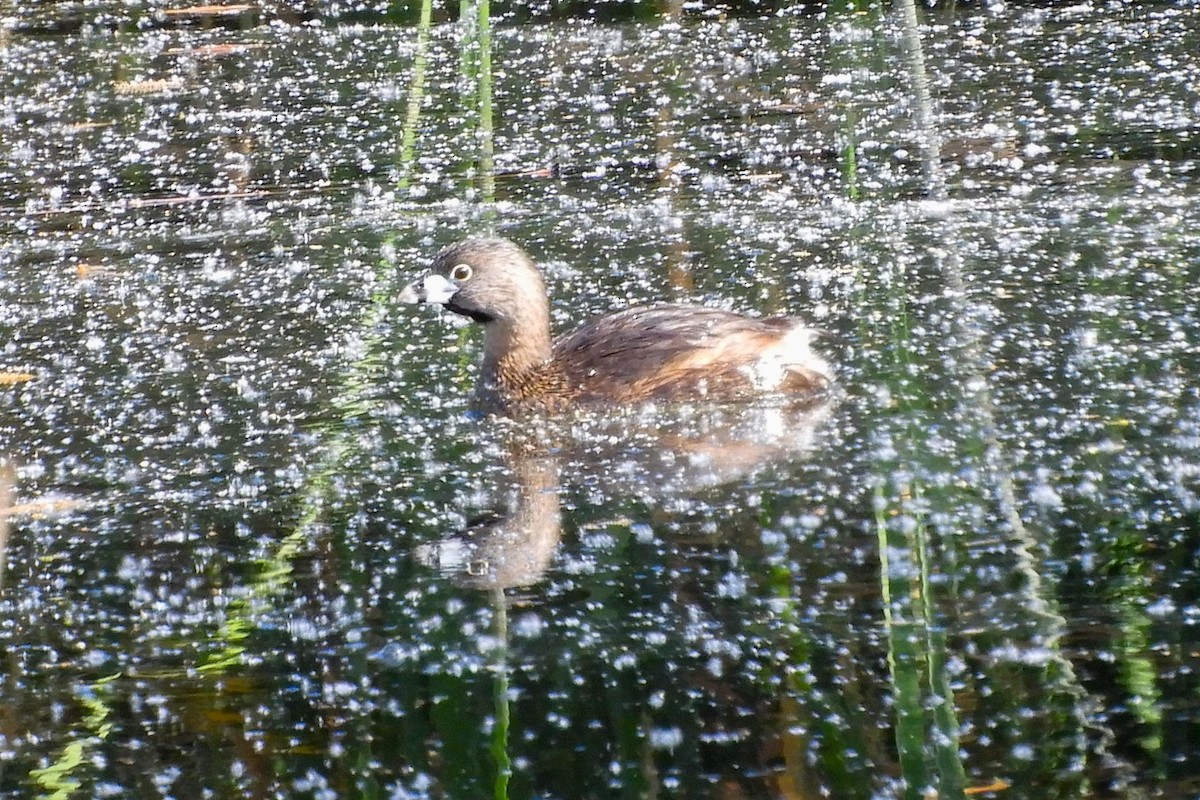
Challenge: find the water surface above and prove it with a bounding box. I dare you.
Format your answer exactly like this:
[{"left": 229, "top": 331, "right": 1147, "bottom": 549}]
[{"left": 2, "top": 2, "right": 1199, "bottom": 798}]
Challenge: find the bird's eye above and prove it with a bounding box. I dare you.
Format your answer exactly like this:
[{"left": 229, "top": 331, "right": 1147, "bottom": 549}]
[{"left": 450, "top": 263, "right": 473, "bottom": 282}]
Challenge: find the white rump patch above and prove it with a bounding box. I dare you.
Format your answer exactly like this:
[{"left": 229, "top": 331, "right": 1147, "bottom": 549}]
[{"left": 741, "top": 323, "right": 832, "bottom": 390}]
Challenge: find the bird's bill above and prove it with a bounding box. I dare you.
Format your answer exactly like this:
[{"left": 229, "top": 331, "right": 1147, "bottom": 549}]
[{"left": 398, "top": 273, "right": 458, "bottom": 305}]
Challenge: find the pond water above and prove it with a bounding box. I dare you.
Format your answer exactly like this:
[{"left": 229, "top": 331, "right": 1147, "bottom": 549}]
[{"left": 2, "top": 1, "right": 1200, "bottom": 798}]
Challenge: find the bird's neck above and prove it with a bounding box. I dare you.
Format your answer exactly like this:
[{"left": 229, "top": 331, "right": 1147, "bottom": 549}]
[{"left": 478, "top": 314, "right": 554, "bottom": 406}]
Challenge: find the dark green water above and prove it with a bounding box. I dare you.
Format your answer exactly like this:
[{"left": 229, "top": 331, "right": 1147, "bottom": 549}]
[{"left": 2, "top": 2, "right": 1199, "bottom": 798}]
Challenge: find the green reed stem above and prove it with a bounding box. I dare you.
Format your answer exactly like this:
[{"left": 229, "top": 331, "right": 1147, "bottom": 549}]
[
  {"left": 490, "top": 590, "right": 512, "bottom": 799},
  {"left": 476, "top": 0, "right": 495, "bottom": 204},
  {"left": 397, "top": 0, "right": 434, "bottom": 190}
]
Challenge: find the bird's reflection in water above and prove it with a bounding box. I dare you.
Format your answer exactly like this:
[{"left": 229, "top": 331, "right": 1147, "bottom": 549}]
[
  {"left": 415, "top": 396, "right": 837, "bottom": 590},
  {"left": 415, "top": 446, "right": 563, "bottom": 591}
]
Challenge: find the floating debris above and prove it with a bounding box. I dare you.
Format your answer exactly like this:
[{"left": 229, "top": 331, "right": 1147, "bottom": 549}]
[
  {"left": 0, "top": 494, "right": 90, "bottom": 520},
  {"left": 161, "top": 4, "right": 256, "bottom": 17},
  {"left": 164, "top": 43, "right": 267, "bottom": 57},
  {"left": 75, "top": 263, "right": 115, "bottom": 281},
  {"left": 62, "top": 121, "right": 112, "bottom": 133},
  {"left": 112, "top": 77, "right": 186, "bottom": 95}
]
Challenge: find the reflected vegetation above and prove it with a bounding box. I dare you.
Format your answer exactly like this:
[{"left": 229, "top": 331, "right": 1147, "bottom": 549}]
[{"left": 2, "top": 0, "right": 1199, "bottom": 798}]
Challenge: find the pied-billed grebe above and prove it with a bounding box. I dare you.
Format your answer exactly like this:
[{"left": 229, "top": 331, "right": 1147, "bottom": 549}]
[{"left": 399, "top": 237, "right": 833, "bottom": 414}]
